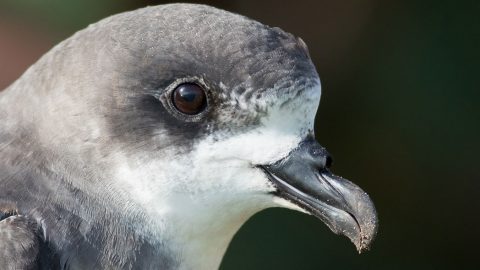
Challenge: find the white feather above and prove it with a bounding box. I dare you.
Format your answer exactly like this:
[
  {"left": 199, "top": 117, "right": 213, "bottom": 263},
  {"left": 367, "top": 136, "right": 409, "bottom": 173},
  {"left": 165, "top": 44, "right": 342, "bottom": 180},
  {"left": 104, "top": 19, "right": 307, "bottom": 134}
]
[{"left": 113, "top": 83, "right": 321, "bottom": 269}]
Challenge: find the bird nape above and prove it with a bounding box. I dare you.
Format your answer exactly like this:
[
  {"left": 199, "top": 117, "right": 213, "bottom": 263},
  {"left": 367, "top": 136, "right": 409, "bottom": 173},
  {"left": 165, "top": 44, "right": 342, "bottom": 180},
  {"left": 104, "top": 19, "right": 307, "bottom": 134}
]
[{"left": 0, "top": 3, "right": 378, "bottom": 270}]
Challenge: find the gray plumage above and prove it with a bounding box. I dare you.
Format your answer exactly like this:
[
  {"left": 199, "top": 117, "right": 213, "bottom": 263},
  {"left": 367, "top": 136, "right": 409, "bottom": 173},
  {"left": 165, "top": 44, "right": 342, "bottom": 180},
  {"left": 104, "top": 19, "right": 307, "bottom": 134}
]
[
  {"left": 1, "top": 3, "right": 379, "bottom": 270},
  {"left": 0, "top": 4, "right": 319, "bottom": 269}
]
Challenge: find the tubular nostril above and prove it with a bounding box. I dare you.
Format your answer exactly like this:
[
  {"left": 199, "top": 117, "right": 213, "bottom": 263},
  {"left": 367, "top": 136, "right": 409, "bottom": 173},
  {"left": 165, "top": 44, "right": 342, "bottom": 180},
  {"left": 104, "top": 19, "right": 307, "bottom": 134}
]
[{"left": 325, "top": 155, "right": 333, "bottom": 168}]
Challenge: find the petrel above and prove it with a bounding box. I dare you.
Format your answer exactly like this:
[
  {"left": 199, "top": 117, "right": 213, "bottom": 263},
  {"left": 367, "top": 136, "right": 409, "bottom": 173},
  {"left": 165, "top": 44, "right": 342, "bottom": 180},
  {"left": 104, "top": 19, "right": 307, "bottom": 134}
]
[{"left": 0, "top": 4, "right": 378, "bottom": 270}]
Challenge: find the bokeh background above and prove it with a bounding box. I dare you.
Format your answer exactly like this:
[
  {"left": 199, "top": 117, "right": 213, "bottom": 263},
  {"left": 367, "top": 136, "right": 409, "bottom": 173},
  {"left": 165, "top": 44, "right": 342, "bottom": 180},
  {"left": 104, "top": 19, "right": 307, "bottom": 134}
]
[{"left": 1, "top": 0, "right": 478, "bottom": 269}]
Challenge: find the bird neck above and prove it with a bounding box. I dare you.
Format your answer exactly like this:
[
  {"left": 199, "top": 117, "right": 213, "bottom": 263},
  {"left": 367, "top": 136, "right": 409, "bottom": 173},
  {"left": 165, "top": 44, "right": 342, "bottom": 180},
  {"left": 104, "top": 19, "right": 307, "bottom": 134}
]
[
  {"left": 139, "top": 194, "right": 272, "bottom": 270},
  {"left": 169, "top": 211, "right": 247, "bottom": 270}
]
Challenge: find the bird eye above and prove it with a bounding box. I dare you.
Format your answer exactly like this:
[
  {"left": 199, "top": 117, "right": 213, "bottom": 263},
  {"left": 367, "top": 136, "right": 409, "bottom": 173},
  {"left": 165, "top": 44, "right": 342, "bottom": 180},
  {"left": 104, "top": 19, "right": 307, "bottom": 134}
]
[{"left": 171, "top": 83, "right": 207, "bottom": 115}]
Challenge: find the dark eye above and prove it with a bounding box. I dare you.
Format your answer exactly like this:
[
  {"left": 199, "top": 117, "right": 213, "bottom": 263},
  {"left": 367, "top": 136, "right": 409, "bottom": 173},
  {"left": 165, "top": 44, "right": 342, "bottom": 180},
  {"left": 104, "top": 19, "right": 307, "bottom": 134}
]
[{"left": 171, "top": 83, "right": 207, "bottom": 115}]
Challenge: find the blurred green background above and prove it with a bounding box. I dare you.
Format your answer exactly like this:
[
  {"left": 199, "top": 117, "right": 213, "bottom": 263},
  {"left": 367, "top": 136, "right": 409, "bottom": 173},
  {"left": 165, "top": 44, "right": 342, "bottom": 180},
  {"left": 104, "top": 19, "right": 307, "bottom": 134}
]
[{"left": 1, "top": 0, "right": 478, "bottom": 269}]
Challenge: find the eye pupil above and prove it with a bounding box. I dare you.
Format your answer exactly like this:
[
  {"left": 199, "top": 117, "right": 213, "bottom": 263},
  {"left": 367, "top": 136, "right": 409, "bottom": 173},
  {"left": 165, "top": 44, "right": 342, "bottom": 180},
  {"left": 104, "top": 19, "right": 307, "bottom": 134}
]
[
  {"left": 181, "top": 92, "right": 197, "bottom": 102},
  {"left": 172, "top": 83, "right": 207, "bottom": 115}
]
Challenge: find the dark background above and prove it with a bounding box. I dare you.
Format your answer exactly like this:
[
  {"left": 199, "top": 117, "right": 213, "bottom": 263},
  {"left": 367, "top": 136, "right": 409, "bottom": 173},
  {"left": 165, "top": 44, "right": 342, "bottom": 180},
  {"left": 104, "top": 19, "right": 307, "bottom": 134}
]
[{"left": 1, "top": 0, "right": 478, "bottom": 269}]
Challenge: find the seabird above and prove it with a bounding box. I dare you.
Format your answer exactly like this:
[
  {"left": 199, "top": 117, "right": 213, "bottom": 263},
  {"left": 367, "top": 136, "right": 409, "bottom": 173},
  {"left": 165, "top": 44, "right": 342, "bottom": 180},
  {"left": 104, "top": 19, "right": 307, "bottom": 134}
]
[{"left": 0, "top": 4, "right": 378, "bottom": 270}]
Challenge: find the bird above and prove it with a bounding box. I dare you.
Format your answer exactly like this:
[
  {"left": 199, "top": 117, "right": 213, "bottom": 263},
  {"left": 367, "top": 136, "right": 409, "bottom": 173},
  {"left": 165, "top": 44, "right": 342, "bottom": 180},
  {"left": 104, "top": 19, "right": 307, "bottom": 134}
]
[{"left": 0, "top": 3, "right": 378, "bottom": 270}]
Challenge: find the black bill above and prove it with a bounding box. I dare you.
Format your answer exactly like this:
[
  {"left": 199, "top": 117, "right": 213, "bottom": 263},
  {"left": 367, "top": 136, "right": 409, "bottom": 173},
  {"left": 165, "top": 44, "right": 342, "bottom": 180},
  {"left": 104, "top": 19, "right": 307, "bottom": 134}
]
[{"left": 260, "top": 138, "right": 378, "bottom": 253}]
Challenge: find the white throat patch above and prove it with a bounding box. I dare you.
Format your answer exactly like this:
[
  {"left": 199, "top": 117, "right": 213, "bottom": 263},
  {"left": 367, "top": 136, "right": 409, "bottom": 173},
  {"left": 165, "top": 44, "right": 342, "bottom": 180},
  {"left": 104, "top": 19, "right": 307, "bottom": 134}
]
[{"left": 113, "top": 82, "right": 321, "bottom": 269}]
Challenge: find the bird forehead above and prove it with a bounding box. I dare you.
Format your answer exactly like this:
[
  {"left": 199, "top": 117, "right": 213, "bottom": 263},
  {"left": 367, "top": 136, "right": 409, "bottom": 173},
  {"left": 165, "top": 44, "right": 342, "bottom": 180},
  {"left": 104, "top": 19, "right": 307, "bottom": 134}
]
[{"left": 98, "top": 3, "right": 318, "bottom": 90}]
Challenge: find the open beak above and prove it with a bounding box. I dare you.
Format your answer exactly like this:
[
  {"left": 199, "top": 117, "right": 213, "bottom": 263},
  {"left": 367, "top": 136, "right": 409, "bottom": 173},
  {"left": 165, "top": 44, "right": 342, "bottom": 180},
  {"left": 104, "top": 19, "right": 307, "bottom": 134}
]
[{"left": 260, "top": 137, "right": 378, "bottom": 253}]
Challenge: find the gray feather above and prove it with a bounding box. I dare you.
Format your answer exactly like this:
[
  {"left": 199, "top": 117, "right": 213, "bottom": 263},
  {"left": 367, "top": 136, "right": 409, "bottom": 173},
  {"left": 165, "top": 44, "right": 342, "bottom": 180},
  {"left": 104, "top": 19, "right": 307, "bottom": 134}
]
[{"left": 0, "top": 3, "right": 318, "bottom": 269}]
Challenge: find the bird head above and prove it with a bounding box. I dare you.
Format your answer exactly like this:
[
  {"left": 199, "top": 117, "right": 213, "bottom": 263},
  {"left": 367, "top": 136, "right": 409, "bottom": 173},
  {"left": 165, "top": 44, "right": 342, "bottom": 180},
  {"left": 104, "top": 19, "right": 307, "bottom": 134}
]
[{"left": 13, "top": 3, "right": 377, "bottom": 267}]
